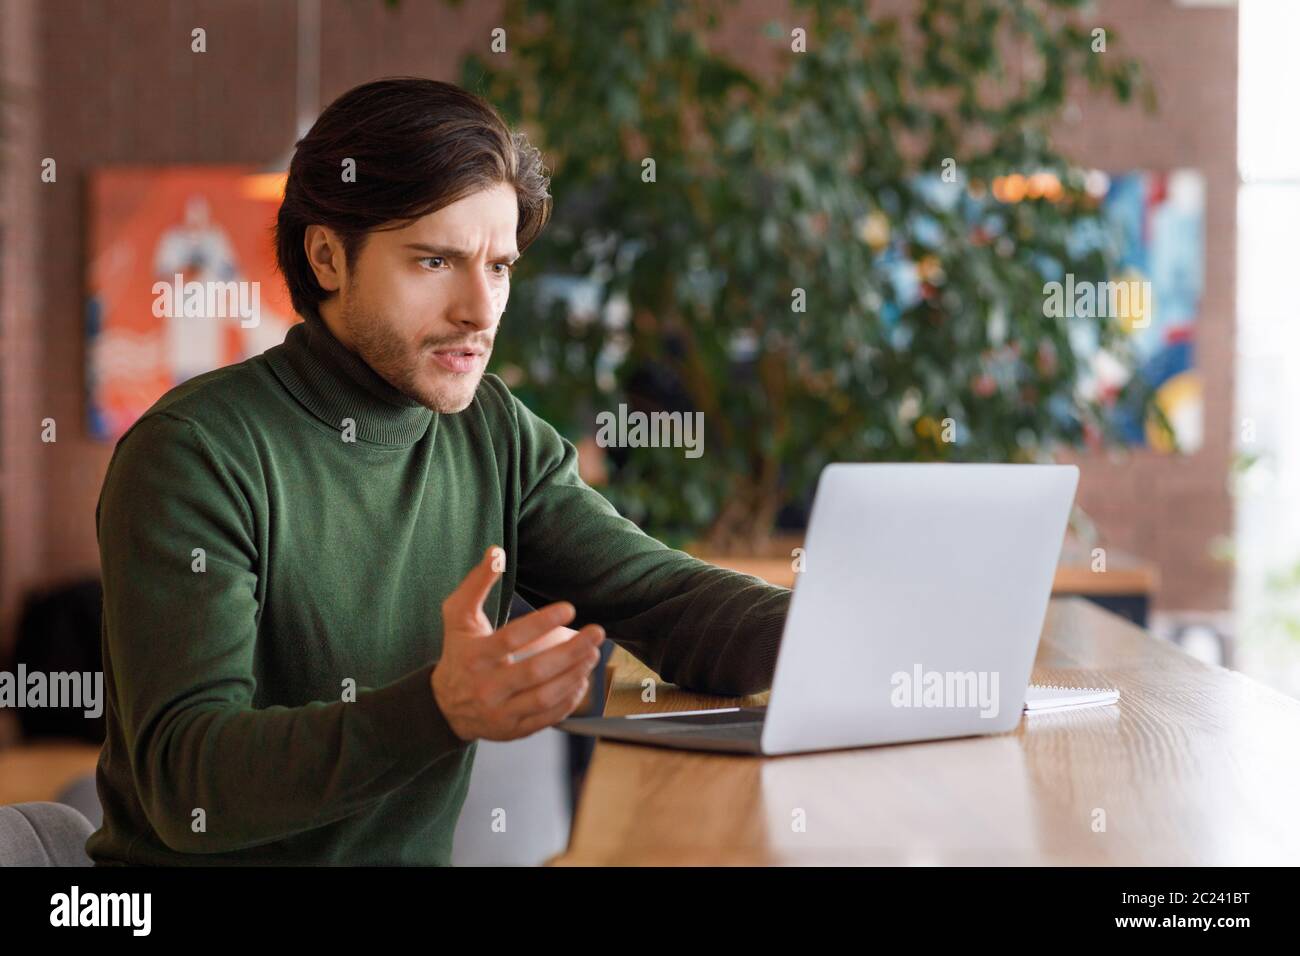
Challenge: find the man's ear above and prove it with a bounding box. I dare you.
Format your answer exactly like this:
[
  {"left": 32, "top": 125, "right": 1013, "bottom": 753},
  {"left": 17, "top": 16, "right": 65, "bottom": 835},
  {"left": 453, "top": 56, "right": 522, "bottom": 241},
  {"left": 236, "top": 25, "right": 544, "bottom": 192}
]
[{"left": 304, "top": 224, "right": 346, "bottom": 294}]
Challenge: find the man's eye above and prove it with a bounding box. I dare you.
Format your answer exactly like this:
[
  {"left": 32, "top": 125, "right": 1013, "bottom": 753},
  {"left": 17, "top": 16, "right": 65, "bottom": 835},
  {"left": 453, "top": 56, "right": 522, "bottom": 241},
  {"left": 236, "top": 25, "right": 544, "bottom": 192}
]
[
  {"left": 491, "top": 262, "right": 514, "bottom": 276},
  {"left": 419, "top": 256, "right": 446, "bottom": 270}
]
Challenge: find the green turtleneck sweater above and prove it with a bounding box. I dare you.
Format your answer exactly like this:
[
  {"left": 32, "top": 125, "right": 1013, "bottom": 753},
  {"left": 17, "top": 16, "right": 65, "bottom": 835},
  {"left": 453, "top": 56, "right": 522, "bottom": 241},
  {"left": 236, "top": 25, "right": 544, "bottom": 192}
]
[{"left": 88, "top": 313, "right": 788, "bottom": 866}]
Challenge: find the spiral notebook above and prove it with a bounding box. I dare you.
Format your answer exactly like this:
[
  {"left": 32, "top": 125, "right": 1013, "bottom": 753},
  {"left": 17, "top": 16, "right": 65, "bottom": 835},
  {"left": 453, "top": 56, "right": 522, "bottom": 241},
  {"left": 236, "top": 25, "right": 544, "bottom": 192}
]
[{"left": 1023, "top": 683, "right": 1120, "bottom": 714}]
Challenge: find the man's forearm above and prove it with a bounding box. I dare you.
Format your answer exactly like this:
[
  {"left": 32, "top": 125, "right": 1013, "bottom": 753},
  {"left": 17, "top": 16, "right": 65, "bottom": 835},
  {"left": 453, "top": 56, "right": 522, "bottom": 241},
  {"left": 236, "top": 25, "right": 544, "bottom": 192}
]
[
  {"left": 124, "top": 665, "right": 466, "bottom": 854},
  {"left": 507, "top": 382, "right": 790, "bottom": 697},
  {"left": 518, "top": 552, "right": 789, "bottom": 696}
]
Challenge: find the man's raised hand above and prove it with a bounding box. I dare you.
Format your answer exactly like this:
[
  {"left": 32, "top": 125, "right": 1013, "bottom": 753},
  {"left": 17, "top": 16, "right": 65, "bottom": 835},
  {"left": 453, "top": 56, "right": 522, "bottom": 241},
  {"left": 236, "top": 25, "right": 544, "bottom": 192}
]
[{"left": 431, "top": 546, "right": 606, "bottom": 741}]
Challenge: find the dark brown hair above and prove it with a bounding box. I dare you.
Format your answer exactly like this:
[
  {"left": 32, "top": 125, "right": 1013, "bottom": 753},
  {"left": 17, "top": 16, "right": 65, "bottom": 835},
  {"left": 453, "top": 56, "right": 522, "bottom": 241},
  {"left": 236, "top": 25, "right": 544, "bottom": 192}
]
[{"left": 275, "top": 77, "right": 552, "bottom": 317}]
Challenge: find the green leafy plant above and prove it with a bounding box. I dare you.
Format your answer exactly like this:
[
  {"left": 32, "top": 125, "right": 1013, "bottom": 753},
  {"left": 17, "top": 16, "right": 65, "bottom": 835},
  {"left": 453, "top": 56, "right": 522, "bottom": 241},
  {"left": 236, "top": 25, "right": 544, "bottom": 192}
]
[{"left": 464, "top": 0, "right": 1158, "bottom": 552}]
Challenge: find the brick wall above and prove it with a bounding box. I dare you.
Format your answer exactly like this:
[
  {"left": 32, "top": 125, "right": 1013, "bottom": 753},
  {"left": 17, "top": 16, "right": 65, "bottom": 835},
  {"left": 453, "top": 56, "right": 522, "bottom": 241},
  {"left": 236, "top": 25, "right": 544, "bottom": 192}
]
[
  {"left": 1, "top": 0, "right": 44, "bottom": 653},
  {"left": 0, "top": 0, "right": 1238, "bottom": 655},
  {"left": 1053, "top": 3, "right": 1239, "bottom": 612}
]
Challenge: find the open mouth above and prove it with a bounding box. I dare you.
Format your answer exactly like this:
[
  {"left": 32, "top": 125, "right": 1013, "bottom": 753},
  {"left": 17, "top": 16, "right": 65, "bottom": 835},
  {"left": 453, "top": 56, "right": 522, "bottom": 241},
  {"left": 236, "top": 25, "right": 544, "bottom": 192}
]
[{"left": 429, "top": 349, "right": 484, "bottom": 374}]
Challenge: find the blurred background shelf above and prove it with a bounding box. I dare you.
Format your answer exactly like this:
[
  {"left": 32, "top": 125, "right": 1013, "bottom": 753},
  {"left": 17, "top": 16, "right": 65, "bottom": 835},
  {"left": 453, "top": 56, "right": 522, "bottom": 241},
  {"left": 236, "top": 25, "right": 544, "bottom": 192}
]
[{"left": 697, "top": 535, "right": 1158, "bottom": 626}]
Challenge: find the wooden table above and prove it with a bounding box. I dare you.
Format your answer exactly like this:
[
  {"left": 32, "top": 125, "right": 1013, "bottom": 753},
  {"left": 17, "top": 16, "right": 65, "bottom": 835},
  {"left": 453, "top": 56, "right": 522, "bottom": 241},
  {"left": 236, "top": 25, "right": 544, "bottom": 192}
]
[{"left": 551, "top": 598, "right": 1300, "bottom": 865}]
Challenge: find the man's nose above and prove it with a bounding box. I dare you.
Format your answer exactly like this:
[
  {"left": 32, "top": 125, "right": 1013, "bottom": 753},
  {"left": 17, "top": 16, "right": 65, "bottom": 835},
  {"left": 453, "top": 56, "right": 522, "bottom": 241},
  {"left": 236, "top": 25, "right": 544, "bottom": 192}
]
[{"left": 448, "top": 269, "right": 500, "bottom": 331}]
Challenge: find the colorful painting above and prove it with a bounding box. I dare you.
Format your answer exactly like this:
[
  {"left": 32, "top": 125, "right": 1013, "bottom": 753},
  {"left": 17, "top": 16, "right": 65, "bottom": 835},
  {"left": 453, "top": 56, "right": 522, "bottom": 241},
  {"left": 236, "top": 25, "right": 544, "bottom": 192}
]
[
  {"left": 86, "top": 167, "right": 295, "bottom": 441},
  {"left": 877, "top": 168, "right": 1206, "bottom": 453},
  {"left": 1095, "top": 170, "right": 1206, "bottom": 453}
]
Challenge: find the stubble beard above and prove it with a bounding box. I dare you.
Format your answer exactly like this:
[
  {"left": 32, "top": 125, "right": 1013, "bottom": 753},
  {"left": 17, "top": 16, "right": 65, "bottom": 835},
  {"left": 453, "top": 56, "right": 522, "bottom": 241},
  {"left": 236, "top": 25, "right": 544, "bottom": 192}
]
[{"left": 339, "top": 293, "right": 491, "bottom": 414}]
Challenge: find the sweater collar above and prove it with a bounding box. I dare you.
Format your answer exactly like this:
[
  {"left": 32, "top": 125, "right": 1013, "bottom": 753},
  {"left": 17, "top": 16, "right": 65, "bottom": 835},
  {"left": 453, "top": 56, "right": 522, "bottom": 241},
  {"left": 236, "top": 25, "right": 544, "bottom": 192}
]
[{"left": 266, "top": 310, "right": 435, "bottom": 446}]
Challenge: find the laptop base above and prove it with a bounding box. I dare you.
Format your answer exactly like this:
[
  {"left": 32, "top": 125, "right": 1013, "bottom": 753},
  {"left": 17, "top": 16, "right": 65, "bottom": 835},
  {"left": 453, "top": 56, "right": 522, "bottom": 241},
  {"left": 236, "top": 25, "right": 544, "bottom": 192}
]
[{"left": 558, "top": 707, "right": 767, "bottom": 754}]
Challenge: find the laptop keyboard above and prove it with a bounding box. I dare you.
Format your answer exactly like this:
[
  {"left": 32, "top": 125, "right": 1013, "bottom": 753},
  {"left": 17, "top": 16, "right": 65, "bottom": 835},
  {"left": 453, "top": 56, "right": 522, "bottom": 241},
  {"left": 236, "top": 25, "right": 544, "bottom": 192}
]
[
  {"left": 650, "top": 723, "right": 763, "bottom": 739},
  {"left": 641, "top": 709, "right": 766, "bottom": 737}
]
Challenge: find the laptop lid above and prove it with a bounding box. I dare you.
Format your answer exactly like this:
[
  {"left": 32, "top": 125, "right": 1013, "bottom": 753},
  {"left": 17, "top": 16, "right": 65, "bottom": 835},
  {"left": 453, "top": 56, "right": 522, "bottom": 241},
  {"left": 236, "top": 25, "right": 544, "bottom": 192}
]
[{"left": 760, "top": 463, "right": 1078, "bottom": 755}]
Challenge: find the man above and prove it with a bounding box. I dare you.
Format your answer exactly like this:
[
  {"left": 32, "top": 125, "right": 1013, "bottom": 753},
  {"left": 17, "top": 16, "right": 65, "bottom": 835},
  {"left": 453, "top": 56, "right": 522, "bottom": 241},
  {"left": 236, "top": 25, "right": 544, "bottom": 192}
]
[{"left": 89, "top": 77, "right": 789, "bottom": 866}]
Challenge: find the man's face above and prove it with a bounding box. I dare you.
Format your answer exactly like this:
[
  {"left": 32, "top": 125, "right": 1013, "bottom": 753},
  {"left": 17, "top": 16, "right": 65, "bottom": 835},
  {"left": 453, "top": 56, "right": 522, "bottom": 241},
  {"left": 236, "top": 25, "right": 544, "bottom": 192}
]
[{"left": 326, "top": 182, "right": 519, "bottom": 413}]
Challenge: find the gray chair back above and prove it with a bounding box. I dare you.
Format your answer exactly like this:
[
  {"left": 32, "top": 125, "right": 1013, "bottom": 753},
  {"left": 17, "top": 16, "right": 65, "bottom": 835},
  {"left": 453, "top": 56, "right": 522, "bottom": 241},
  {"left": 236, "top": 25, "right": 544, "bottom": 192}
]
[{"left": 0, "top": 802, "right": 95, "bottom": 866}]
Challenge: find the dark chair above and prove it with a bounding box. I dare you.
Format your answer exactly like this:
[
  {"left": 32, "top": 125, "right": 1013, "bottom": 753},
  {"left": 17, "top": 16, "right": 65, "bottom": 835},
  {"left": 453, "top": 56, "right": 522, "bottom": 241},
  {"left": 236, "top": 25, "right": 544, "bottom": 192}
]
[{"left": 11, "top": 578, "right": 105, "bottom": 744}]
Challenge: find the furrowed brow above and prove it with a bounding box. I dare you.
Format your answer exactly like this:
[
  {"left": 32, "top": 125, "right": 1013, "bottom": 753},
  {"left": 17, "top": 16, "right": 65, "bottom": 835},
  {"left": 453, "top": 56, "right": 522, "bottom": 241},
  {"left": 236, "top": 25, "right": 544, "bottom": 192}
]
[{"left": 404, "top": 242, "right": 519, "bottom": 262}]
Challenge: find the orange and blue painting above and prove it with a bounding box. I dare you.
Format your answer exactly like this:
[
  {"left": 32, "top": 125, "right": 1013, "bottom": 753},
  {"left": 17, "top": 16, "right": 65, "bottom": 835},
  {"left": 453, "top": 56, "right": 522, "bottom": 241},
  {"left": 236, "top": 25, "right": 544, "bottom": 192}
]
[
  {"left": 86, "top": 167, "right": 295, "bottom": 441},
  {"left": 879, "top": 167, "right": 1205, "bottom": 453},
  {"left": 1101, "top": 170, "right": 1205, "bottom": 453}
]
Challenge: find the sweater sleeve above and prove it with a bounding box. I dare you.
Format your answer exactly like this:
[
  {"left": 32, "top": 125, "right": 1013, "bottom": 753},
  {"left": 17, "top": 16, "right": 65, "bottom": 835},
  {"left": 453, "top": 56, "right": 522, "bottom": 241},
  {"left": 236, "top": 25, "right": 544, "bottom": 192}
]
[
  {"left": 96, "top": 412, "right": 469, "bottom": 855},
  {"left": 506, "top": 390, "right": 789, "bottom": 697}
]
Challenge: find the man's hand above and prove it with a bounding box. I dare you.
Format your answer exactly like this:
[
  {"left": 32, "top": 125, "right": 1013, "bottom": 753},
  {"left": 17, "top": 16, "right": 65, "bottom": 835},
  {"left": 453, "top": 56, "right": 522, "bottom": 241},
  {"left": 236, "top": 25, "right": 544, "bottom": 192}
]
[{"left": 431, "top": 545, "right": 606, "bottom": 742}]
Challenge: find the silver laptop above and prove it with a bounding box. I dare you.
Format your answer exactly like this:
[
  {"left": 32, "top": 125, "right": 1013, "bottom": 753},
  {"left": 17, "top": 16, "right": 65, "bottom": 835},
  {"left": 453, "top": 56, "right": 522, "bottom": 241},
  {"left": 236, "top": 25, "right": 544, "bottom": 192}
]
[{"left": 558, "top": 463, "right": 1078, "bottom": 755}]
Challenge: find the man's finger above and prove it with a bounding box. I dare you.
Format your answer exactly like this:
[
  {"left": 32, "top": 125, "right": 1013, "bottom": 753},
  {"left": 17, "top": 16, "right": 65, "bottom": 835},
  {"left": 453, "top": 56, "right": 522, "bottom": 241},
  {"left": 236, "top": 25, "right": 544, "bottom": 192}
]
[
  {"left": 491, "top": 624, "right": 603, "bottom": 697},
  {"left": 510, "top": 625, "right": 578, "bottom": 663},
  {"left": 501, "top": 652, "right": 596, "bottom": 724},
  {"left": 480, "top": 601, "right": 578, "bottom": 658},
  {"left": 509, "top": 672, "right": 594, "bottom": 737},
  {"left": 443, "top": 546, "right": 505, "bottom": 624}
]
